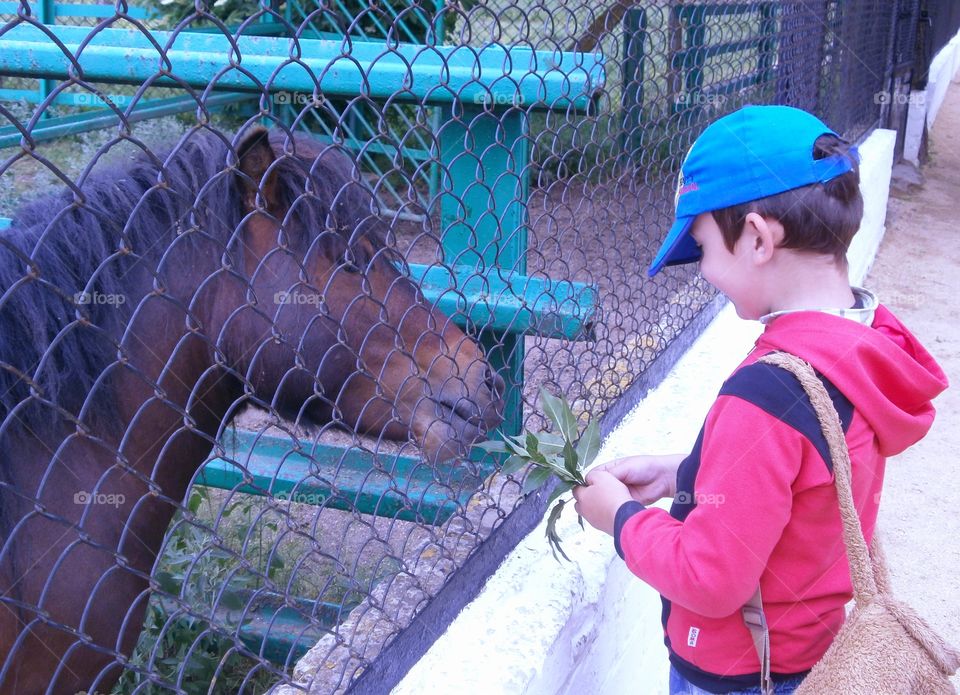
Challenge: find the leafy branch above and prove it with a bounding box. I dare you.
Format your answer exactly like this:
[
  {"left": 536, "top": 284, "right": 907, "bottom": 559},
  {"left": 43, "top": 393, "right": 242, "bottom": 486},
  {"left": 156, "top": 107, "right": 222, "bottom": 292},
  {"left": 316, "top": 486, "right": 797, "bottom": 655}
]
[{"left": 477, "top": 387, "right": 599, "bottom": 562}]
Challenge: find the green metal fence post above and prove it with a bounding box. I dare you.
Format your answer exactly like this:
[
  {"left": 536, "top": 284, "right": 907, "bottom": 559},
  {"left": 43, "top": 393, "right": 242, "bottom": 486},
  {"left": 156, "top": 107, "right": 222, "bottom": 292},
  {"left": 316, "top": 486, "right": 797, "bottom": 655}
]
[
  {"left": 621, "top": 7, "right": 647, "bottom": 165},
  {"left": 37, "top": 0, "right": 56, "bottom": 119},
  {"left": 436, "top": 102, "right": 529, "bottom": 440},
  {"left": 758, "top": 2, "right": 777, "bottom": 88},
  {"left": 682, "top": 5, "right": 707, "bottom": 125}
]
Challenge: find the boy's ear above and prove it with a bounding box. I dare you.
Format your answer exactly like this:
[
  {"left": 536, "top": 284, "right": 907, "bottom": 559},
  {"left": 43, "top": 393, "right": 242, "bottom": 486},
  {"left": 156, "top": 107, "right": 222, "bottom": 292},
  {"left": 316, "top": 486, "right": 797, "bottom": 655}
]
[{"left": 742, "top": 212, "right": 780, "bottom": 265}]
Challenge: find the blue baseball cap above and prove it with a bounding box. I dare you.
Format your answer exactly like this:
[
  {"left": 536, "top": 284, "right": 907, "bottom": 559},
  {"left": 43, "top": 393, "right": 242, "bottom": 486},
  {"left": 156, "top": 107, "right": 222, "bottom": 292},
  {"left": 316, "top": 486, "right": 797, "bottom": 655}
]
[{"left": 648, "top": 105, "right": 859, "bottom": 276}]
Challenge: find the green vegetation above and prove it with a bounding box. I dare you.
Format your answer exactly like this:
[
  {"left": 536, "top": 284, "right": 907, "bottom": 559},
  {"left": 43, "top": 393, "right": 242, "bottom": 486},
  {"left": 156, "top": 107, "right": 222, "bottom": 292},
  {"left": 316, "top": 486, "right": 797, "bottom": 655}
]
[{"left": 479, "top": 386, "right": 600, "bottom": 561}]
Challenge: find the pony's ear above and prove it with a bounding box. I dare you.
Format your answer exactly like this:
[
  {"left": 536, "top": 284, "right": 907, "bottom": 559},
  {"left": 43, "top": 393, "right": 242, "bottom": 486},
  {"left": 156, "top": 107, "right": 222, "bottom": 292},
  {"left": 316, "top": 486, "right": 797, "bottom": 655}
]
[{"left": 236, "top": 126, "right": 278, "bottom": 213}]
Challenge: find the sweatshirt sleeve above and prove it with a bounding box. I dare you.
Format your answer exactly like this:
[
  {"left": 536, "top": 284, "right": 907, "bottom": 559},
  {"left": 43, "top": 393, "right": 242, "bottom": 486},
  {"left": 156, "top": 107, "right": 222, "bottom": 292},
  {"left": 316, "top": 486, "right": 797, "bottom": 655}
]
[{"left": 614, "top": 394, "right": 804, "bottom": 618}]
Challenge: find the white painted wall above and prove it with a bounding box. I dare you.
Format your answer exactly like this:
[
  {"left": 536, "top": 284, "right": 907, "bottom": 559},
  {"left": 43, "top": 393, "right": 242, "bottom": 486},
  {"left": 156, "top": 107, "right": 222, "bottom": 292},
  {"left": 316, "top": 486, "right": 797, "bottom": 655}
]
[
  {"left": 903, "top": 29, "right": 960, "bottom": 165},
  {"left": 925, "top": 30, "right": 960, "bottom": 128},
  {"left": 393, "top": 126, "right": 898, "bottom": 695}
]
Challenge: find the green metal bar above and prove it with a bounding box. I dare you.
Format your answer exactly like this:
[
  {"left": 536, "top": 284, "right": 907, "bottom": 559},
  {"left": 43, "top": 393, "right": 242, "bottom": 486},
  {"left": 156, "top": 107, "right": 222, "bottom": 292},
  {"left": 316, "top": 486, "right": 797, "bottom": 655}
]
[
  {"left": 179, "top": 22, "right": 290, "bottom": 37},
  {"left": 676, "top": 3, "right": 761, "bottom": 20},
  {"left": 758, "top": 3, "right": 778, "bottom": 87},
  {"left": 0, "top": 88, "right": 48, "bottom": 103},
  {"left": 37, "top": 0, "right": 56, "bottom": 121},
  {"left": 705, "top": 72, "right": 775, "bottom": 100},
  {"left": 407, "top": 263, "right": 596, "bottom": 340},
  {"left": 675, "top": 5, "right": 707, "bottom": 121},
  {"left": 621, "top": 7, "right": 647, "bottom": 161},
  {"left": 0, "top": 25, "right": 604, "bottom": 111},
  {"left": 436, "top": 105, "right": 530, "bottom": 439},
  {"left": 0, "top": 93, "right": 254, "bottom": 149},
  {"left": 156, "top": 589, "right": 349, "bottom": 666},
  {"left": 671, "top": 35, "right": 771, "bottom": 70},
  {"left": 198, "top": 430, "right": 489, "bottom": 525},
  {"left": 0, "top": 88, "right": 207, "bottom": 109},
  {"left": 429, "top": 0, "right": 446, "bottom": 46},
  {"left": 427, "top": 106, "right": 442, "bottom": 211}
]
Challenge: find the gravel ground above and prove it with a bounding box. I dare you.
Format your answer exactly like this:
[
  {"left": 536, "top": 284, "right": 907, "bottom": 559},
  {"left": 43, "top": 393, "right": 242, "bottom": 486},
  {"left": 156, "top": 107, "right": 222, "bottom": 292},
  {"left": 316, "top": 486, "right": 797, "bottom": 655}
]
[{"left": 866, "top": 78, "right": 960, "bottom": 689}]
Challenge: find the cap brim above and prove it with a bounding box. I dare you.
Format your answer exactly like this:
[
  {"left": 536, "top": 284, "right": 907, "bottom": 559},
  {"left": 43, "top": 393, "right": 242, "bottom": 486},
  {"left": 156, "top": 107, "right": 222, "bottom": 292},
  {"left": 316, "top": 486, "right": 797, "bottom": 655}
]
[{"left": 648, "top": 215, "right": 700, "bottom": 277}]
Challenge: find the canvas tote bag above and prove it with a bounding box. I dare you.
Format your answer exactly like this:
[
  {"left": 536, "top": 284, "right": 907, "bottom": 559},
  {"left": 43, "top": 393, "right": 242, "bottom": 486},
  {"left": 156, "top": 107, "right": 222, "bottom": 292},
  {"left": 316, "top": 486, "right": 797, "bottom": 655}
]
[{"left": 740, "top": 351, "right": 960, "bottom": 695}]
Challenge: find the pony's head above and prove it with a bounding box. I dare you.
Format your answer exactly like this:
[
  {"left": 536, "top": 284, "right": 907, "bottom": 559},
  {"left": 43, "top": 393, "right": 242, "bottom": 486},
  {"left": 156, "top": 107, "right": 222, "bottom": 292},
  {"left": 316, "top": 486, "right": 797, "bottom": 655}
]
[{"left": 215, "top": 127, "right": 504, "bottom": 465}]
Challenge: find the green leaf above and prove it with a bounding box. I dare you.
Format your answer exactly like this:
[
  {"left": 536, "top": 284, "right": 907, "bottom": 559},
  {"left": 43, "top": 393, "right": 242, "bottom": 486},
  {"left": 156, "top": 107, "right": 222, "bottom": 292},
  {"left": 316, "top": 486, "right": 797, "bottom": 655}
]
[
  {"left": 562, "top": 440, "right": 579, "bottom": 478},
  {"left": 540, "top": 386, "right": 578, "bottom": 444},
  {"left": 548, "top": 479, "right": 574, "bottom": 506},
  {"left": 576, "top": 419, "right": 601, "bottom": 469},
  {"left": 155, "top": 571, "right": 180, "bottom": 596},
  {"left": 500, "top": 455, "right": 529, "bottom": 477},
  {"left": 188, "top": 489, "right": 203, "bottom": 514},
  {"left": 521, "top": 465, "right": 553, "bottom": 496},
  {"left": 545, "top": 498, "right": 572, "bottom": 562},
  {"left": 501, "top": 434, "right": 530, "bottom": 459},
  {"left": 524, "top": 432, "right": 551, "bottom": 466},
  {"left": 220, "top": 591, "right": 244, "bottom": 611},
  {"left": 475, "top": 439, "right": 509, "bottom": 454},
  {"left": 536, "top": 432, "right": 566, "bottom": 456}
]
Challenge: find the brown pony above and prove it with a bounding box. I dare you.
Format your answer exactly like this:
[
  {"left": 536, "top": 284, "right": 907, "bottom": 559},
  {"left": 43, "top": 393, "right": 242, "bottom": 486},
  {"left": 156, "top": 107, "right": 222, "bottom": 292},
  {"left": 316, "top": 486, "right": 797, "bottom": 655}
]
[{"left": 0, "top": 126, "right": 503, "bottom": 692}]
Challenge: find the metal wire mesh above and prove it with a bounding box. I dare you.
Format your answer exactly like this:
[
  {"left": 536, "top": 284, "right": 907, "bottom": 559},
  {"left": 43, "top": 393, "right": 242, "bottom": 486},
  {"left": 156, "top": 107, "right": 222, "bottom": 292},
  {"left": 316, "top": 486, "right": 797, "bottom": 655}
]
[{"left": 0, "top": 1, "right": 939, "bottom": 693}]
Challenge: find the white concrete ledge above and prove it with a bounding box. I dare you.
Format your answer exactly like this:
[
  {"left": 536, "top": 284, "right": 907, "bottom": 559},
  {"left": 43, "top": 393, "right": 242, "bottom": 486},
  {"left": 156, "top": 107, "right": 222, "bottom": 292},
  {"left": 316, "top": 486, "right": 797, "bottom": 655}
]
[
  {"left": 926, "top": 30, "right": 960, "bottom": 128},
  {"left": 903, "top": 28, "right": 960, "bottom": 165},
  {"left": 393, "top": 125, "right": 898, "bottom": 695}
]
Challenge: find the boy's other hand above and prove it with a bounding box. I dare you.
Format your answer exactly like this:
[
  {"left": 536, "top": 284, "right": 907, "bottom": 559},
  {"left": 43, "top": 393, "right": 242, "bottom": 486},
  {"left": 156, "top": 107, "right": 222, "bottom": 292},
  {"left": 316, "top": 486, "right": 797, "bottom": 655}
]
[
  {"left": 572, "top": 471, "right": 632, "bottom": 536},
  {"left": 592, "top": 454, "right": 683, "bottom": 505}
]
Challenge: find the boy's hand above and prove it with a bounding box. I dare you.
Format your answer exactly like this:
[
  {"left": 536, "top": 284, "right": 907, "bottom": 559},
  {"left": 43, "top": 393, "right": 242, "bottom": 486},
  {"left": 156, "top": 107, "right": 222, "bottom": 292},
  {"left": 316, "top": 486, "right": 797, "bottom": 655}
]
[
  {"left": 572, "top": 455, "right": 684, "bottom": 536},
  {"left": 572, "top": 470, "right": 632, "bottom": 536},
  {"left": 593, "top": 454, "right": 683, "bottom": 505}
]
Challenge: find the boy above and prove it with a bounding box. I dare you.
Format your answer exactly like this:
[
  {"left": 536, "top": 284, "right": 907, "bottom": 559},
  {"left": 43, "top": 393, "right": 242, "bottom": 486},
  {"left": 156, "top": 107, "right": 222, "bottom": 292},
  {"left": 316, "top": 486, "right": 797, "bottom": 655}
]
[{"left": 572, "top": 106, "right": 948, "bottom": 694}]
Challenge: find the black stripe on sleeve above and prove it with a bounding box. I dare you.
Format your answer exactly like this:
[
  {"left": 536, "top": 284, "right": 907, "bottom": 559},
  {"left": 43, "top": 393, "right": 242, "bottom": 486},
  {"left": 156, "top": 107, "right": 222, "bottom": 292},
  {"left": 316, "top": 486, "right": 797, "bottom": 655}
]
[{"left": 718, "top": 361, "right": 854, "bottom": 473}]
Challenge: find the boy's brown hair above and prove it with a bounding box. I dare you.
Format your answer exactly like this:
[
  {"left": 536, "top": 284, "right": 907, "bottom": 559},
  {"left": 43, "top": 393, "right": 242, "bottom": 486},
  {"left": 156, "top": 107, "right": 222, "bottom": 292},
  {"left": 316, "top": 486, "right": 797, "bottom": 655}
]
[{"left": 710, "top": 135, "right": 863, "bottom": 264}]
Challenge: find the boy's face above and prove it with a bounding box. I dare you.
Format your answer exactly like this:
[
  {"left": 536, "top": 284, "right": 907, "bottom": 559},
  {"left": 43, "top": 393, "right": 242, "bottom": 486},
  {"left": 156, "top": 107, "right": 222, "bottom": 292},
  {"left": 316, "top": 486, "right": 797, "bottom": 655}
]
[{"left": 688, "top": 212, "right": 766, "bottom": 320}]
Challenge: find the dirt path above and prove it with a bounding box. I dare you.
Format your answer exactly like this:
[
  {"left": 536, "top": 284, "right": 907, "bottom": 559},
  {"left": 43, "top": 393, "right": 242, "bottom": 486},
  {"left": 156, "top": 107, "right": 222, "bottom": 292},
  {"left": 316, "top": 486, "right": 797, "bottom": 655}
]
[{"left": 866, "top": 79, "right": 960, "bottom": 687}]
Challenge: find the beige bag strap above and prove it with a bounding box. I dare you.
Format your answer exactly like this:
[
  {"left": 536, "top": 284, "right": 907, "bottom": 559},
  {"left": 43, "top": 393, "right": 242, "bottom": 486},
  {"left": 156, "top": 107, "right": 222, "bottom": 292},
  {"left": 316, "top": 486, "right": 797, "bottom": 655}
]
[
  {"left": 759, "top": 351, "right": 879, "bottom": 601},
  {"left": 739, "top": 351, "right": 882, "bottom": 695},
  {"left": 741, "top": 587, "right": 773, "bottom": 694}
]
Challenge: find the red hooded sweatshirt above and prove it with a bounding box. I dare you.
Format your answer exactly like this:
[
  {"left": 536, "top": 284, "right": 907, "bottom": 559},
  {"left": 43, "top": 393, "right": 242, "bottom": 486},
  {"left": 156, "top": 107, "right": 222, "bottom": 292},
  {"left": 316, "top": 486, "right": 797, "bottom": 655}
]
[{"left": 613, "top": 304, "right": 948, "bottom": 693}]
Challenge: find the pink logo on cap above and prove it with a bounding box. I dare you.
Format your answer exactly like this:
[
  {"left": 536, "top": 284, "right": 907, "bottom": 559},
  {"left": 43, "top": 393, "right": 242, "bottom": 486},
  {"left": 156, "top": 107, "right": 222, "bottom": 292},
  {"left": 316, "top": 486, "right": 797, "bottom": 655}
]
[{"left": 674, "top": 171, "right": 699, "bottom": 209}]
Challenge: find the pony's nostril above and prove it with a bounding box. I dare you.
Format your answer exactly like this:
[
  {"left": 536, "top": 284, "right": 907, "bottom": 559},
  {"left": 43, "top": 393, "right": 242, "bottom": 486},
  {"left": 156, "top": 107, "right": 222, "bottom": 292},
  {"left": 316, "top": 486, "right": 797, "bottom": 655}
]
[{"left": 486, "top": 368, "right": 506, "bottom": 399}]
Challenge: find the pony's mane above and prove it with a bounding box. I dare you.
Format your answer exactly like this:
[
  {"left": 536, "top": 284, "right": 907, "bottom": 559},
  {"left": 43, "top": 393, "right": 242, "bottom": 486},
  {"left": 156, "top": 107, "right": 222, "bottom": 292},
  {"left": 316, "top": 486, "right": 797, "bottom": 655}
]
[{"left": 0, "top": 128, "right": 391, "bottom": 425}]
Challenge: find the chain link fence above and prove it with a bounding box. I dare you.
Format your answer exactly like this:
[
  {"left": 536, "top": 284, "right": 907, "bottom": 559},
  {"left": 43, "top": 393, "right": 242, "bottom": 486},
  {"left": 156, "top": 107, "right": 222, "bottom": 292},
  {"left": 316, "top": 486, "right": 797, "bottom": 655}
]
[{"left": 0, "top": 1, "right": 950, "bottom": 693}]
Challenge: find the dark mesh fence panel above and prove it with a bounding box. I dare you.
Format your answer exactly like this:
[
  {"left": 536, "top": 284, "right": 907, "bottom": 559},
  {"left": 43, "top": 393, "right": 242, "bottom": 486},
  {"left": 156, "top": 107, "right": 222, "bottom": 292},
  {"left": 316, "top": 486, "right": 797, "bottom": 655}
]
[{"left": 0, "top": 1, "right": 935, "bottom": 693}]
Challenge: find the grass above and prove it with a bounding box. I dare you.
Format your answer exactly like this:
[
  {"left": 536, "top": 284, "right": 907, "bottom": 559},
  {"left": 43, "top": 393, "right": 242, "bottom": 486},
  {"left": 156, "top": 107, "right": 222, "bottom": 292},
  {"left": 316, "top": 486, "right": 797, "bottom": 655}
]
[{"left": 114, "top": 483, "right": 406, "bottom": 694}]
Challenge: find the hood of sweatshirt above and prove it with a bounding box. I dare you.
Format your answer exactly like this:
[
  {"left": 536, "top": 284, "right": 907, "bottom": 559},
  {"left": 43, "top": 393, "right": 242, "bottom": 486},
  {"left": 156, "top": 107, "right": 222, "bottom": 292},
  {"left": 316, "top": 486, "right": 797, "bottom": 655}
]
[{"left": 752, "top": 304, "right": 948, "bottom": 456}]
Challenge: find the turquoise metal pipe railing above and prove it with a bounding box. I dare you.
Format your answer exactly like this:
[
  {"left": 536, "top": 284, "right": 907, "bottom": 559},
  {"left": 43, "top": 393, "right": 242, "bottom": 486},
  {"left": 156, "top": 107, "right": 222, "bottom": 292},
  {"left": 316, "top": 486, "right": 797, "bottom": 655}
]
[{"left": 0, "top": 24, "right": 603, "bottom": 110}]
